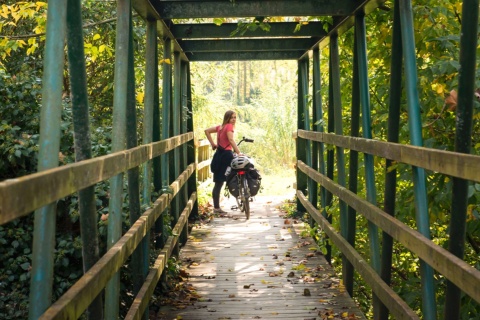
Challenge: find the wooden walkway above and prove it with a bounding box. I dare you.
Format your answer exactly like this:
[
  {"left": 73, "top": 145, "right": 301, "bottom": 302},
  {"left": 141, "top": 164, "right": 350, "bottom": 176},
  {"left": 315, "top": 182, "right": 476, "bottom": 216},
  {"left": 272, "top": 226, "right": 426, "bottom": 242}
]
[{"left": 156, "top": 196, "right": 366, "bottom": 320}]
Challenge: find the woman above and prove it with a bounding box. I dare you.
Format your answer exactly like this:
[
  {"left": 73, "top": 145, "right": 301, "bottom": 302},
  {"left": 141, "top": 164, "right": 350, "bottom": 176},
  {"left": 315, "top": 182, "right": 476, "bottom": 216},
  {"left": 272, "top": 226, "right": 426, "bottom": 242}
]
[{"left": 205, "top": 110, "right": 242, "bottom": 214}]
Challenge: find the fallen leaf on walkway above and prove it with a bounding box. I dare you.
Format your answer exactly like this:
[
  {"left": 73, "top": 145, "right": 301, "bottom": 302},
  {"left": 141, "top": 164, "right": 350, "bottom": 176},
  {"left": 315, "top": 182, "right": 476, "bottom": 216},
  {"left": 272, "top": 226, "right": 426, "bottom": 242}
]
[
  {"left": 228, "top": 294, "right": 235, "bottom": 298},
  {"left": 304, "top": 288, "right": 311, "bottom": 296}
]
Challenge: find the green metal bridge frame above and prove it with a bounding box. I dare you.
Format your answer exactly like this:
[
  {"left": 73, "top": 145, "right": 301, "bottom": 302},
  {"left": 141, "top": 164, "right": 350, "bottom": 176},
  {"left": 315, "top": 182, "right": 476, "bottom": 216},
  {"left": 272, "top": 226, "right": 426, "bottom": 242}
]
[{"left": 0, "top": 0, "right": 479, "bottom": 319}]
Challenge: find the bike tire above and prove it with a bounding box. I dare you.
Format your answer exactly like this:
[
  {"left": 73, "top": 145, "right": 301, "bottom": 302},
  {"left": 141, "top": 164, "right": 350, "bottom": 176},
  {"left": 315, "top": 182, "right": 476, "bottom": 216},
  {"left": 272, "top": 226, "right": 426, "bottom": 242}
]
[{"left": 242, "top": 176, "right": 250, "bottom": 220}]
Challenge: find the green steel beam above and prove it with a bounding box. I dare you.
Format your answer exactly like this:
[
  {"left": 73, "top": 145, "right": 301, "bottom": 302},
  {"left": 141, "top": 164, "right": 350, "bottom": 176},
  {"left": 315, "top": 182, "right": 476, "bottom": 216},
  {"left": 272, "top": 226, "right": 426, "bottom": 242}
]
[
  {"left": 345, "top": 27, "right": 360, "bottom": 298},
  {"left": 105, "top": 0, "right": 131, "bottom": 318},
  {"left": 186, "top": 63, "right": 198, "bottom": 219},
  {"left": 301, "top": 58, "right": 313, "bottom": 206},
  {"left": 180, "top": 60, "right": 189, "bottom": 245},
  {"left": 143, "top": 20, "right": 156, "bottom": 213},
  {"left": 444, "top": 0, "right": 479, "bottom": 319},
  {"left": 398, "top": 1, "right": 436, "bottom": 319},
  {"left": 170, "top": 22, "right": 328, "bottom": 39},
  {"left": 186, "top": 51, "right": 305, "bottom": 61},
  {"left": 179, "top": 38, "right": 317, "bottom": 53},
  {"left": 28, "top": 1, "right": 67, "bottom": 318},
  {"left": 160, "top": 39, "right": 172, "bottom": 249},
  {"left": 172, "top": 51, "right": 182, "bottom": 228},
  {"left": 324, "top": 59, "right": 335, "bottom": 264},
  {"left": 311, "top": 48, "right": 323, "bottom": 216},
  {"left": 379, "top": 2, "right": 402, "bottom": 319},
  {"left": 139, "top": 19, "right": 157, "bottom": 320},
  {"left": 296, "top": 59, "right": 308, "bottom": 214},
  {"left": 126, "top": 11, "right": 146, "bottom": 319},
  {"left": 355, "top": 12, "right": 381, "bottom": 317},
  {"left": 66, "top": 0, "right": 103, "bottom": 318},
  {"left": 355, "top": 13, "right": 380, "bottom": 273},
  {"left": 330, "top": 33, "right": 350, "bottom": 289},
  {"left": 151, "top": 0, "right": 358, "bottom": 19}
]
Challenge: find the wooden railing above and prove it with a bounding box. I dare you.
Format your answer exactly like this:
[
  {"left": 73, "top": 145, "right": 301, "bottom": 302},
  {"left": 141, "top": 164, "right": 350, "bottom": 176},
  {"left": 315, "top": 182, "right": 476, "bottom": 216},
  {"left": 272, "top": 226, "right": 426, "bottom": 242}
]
[
  {"left": 196, "top": 139, "right": 212, "bottom": 183},
  {"left": 296, "top": 129, "right": 480, "bottom": 319},
  {"left": 0, "top": 132, "right": 198, "bottom": 319}
]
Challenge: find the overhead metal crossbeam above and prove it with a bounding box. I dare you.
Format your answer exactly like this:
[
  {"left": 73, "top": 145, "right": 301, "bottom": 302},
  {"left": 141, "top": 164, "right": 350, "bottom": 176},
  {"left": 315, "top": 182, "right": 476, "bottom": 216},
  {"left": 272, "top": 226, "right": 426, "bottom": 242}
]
[
  {"left": 186, "top": 51, "right": 306, "bottom": 61},
  {"left": 133, "top": 0, "right": 387, "bottom": 61},
  {"left": 169, "top": 22, "right": 328, "bottom": 39},
  {"left": 152, "top": 0, "right": 358, "bottom": 19},
  {"left": 179, "top": 38, "right": 317, "bottom": 53}
]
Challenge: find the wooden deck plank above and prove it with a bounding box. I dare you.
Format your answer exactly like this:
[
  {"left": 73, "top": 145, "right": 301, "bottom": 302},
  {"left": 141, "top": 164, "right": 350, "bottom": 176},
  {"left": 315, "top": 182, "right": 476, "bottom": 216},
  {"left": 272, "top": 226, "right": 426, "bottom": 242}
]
[{"left": 155, "top": 196, "right": 366, "bottom": 320}]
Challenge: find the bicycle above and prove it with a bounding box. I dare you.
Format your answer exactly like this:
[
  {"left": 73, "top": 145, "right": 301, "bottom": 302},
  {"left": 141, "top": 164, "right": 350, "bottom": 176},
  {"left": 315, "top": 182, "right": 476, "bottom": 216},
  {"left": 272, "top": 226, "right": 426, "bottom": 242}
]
[{"left": 226, "top": 137, "right": 256, "bottom": 220}]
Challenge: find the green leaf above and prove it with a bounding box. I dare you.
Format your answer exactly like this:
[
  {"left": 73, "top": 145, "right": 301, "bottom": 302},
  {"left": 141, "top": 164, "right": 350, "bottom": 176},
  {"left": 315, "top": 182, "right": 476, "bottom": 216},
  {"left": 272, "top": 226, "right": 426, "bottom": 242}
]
[{"left": 20, "top": 262, "right": 30, "bottom": 270}]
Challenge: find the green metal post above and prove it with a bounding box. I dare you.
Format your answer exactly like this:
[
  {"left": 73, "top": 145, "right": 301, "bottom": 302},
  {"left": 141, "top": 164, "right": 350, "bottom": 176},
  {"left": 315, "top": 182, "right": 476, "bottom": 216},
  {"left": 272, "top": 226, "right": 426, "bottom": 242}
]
[
  {"left": 105, "top": 0, "right": 130, "bottom": 318},
  {"left": 399, "top": 1, "right": 436, "bottom": 318},
  {"left": 161, "top": 38, "right": 172, "bottom": 252},
  {"left": 324, "top": 59, "right": 335, "bottom": 264},
  {"left": 330, "top": 33, "right": 349, "bottom": 280},
  {"left": 153, "top": 44, "right": 163, "bottom": 249},
  {"left": 28, "top": 1, "right": 67, "bottom": 318},
  {"left": 172, "top": 51, "right": 181, "bottom": 253},
  {"left": 180, "top": 60, "right": 189, "bottom": 245},
  {"left": 66, "top": 0, "right": 103, "bottom": 318},
  {"left": 300, "top": 58, "right": 313, "bottom": 206},
  {"left": 444, "top": 0, "right": 479, "bottom": 319},
  {"left": 296, "top": 59, "right": 308, "bottom": 214},
  {"left": 186, "top": 63, "right": 199, "bottom": 219},
  {"left": 380, "top": 2, "right": 402, "bottom": 319},
  {"left": 345, "top": 28, "right": 360, "bottom": 298},
  {"left": 312, "top": 48, "right": 325, "bottom": 212},
  {"left": 355, "top": 12, "right": 381, "bottom": 317},
  {"left": 355, "top": 13, "right": 381, "bottom": 272},
  {"left": 126, "top": 11, "right": 145, "bottom": 318},
  {"left": 143, "top": 20, "right": 156, "bottom": 211},
  {"left": 139, "top": 18, "right": 157, "bottom": 320}
]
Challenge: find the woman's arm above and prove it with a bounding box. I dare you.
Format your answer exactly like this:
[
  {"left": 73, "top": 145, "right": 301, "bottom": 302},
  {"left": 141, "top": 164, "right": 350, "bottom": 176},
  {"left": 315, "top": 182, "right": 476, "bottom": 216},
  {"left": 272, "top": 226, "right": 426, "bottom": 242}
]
[
  {"left": 205, "top": 126, "right": 218, "bottom": 150},
  {"left": 227, "top": 131, "right": 241, "bottom": 155}
]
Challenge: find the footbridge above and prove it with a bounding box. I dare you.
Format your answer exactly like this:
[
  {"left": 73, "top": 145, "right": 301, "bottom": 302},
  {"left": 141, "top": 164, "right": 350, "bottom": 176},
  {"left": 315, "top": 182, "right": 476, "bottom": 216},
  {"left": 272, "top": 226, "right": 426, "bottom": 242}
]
[{"left": 1, "top": 0, "right": 480, "bottom": 319}]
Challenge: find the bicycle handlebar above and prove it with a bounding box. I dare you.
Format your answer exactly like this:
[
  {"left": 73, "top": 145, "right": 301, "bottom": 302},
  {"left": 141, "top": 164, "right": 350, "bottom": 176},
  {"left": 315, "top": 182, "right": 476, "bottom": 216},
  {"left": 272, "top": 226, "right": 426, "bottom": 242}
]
[{"left": 237, "top": 136, "right": 254, "bottom": 146}]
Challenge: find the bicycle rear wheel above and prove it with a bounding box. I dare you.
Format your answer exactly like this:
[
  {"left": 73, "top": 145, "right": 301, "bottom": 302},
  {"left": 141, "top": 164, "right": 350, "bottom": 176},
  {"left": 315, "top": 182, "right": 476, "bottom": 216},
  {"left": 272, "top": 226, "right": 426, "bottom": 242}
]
[{"left": 241, "top": 176, "right": 250, "bottom": 220}]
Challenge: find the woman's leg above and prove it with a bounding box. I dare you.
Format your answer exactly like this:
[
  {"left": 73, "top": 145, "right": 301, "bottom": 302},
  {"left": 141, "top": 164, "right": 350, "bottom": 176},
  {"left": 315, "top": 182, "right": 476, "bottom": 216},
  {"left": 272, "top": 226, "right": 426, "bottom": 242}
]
[{"left": 212, "top": 181, "right": 224, "bottom": 209}]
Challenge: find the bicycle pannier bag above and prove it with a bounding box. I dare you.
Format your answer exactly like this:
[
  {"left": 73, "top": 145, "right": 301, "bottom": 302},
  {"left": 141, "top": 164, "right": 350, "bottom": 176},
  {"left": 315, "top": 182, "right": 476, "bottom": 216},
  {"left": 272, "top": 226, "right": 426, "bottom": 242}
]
[
  {"left": 247, "top": 168, "right": 261, "bottom": 196},
  {"left": 226, "top": 172, "right": 240, "bottom": 197}
]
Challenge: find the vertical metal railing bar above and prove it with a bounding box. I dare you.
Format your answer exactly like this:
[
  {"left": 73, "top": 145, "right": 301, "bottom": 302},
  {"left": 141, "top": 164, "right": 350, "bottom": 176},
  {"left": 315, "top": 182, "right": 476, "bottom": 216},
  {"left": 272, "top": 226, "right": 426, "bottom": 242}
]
[
  {"left": 105, "top": 0, "right": 131, "bottom": 317},
  {"left": 325, "top": 58, "right": 335, "bottom": 263},
  {"left": 66, "top": 0, "right": 103, "bottom": 317},
  {"left": 398, "top": 1, "right": 437, "bottom": 318},
  {"left": 140, "top": 18, "right": 158, "bottom": 320},
  {"left": 444, "top": 0, "right": 479, "bottom": 318},
  {"left": 126, "top": 10, "right": 146, "bottom": 320},
  {"left": 159, "top": 38, "right": 172, "bottom": 250},
  {"left": 153, "top": 42, "right": 163, "bottom": 249},
  {"left": 28, "top": 1, "right": 67, "bottom": 319},
  {"left": 180, "top": 61, "right": 189, "bottom": 245},
  {"left": 379, "top": 2, "right": 403, "bottom": 319},
  {"left": 302, "top": 58, "right": 314, "bottom": 207},
  {"left": 345, "top": 27, "right": 360, "bottom": 298},
  {"left": 186, "top": 63, "right": 199, "bottom": 219},
  {"left": 143, "top": 20, "right": 156, "bottom": 222},
  {"left": 355, "top": 12, "right": 381, "bottom": 318},
  {"left": 312, "top": 47, "right": 328, "bottom": 259},
  {"left": 296, "top": 59, "right": 308, "bottom": 213},
  {"left": 170, "top": 51, "right": 181, "bottom": 256},
  {"left": 330, "top": 33, "right": 349, "bottom": 282},
  {"left": 311, "top": 49, "right": 323, "bottom": 213}
]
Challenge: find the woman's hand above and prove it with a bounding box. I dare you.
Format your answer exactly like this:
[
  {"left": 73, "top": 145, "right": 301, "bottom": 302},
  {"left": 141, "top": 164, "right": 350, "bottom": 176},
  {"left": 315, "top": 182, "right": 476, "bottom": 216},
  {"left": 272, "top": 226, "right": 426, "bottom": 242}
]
[{"left": 211, "top": 143, "right": 217, "bottom": 150}]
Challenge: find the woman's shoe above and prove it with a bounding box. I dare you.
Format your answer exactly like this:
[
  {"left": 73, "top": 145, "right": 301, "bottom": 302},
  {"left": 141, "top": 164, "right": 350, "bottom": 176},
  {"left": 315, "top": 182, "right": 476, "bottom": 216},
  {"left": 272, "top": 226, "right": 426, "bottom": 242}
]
[{"left": 214, "top": 208, "right": 228, "bottom": 216}]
